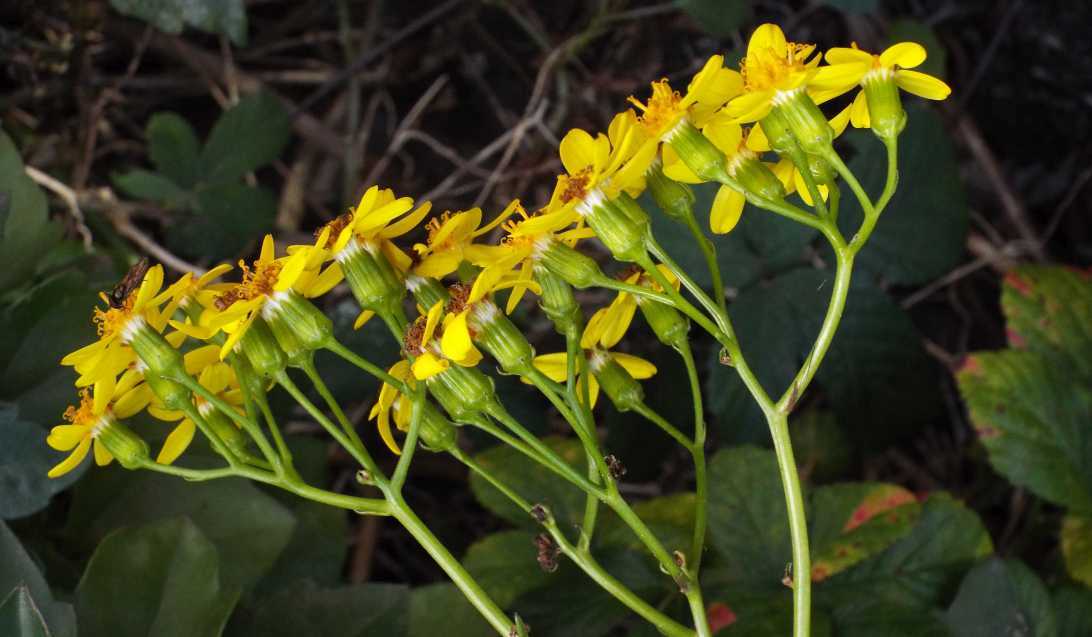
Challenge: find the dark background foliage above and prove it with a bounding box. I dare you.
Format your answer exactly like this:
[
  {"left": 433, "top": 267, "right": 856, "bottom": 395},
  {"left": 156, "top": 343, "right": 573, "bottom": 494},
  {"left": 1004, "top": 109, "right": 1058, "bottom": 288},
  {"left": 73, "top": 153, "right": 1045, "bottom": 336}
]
[{"left": 1, "top": 0, "right": 1090, "bottom": 635}]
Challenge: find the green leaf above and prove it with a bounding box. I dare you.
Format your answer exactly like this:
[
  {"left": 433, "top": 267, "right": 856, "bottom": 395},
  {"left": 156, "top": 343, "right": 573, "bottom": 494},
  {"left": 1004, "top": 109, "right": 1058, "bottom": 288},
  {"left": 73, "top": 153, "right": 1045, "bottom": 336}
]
[
  {"left": 201, "top": 92, "right": 290, "bottom": 183},
  {"left": 234, "top": 581, "right": 407, "bottom": 637},
  {"left": 957, "top": 350, "right": 1092, "bottom": 512},
  {"left": 1001, "top": 266, "right": 1092, "bottom": 378},
  {"left": 675, "top": 0, "right": 751, "bottom": 37},
  {"left": 712, "top": 592, "right": 834, "bottom": 636},
  {"left": 1062, "top": 514, "right": 1092, "bottom": 587},
  {"left": 468, "top": 436, "right": 586, "bottom": 530},
  {"left": 789, "top": 409, "right": 852, "bottom": 483},
  {"left": 0, "top": 129, "right": 60, "bottom": 292},
  {"left": 0, "top": 587, "right": 50, "bottom": 637},
  {"left": 147, "top": 112, "right": 202, "bottom": 188},
  {"left": 111, "top": 169, "right": 185, "bottom": 204},
  {"left": 809, "top": 483, "right": 921, "bottom": 582},
  {"left": 0, "top": 405, "right": 85, "bottom": 519},
  {"left": 66, "top": 468, "right": 296, "bottom": 591},
  {"left": 76, "top": 517, "right": 238, "bottom": 637},
  {"left": 1054, "top": 586, "right": 1092, "bottom": 637},
  {"left": 707, "top": 269, "right": 939, "bottom": 447},
  {"left": 408, "top": 584, "right": 491, "bottom": 637},
  {"left": 945, "top": 558, "right": 1056, "bottom": 637},
  {"left": 706, "top": 446, "right": 790, "bottom": 589},
  {"left": 463, "top": 530, "right": 550, "bottom": 608},
  {"left": 840, "top": 104, "right": 967, "bottom": 285},
  {"left": 191, "top": 183, "right": 277, "bottom": 255},
  {"left": 108, "top": 0, "right": 247, "bottom": 45},
  {"left": 820, "top": 493, "right": 993, "bottom": 609},
  {"left": 831, "top": 598, "right": 950, "bottom": 637},
  {"left": 0, "top": 522, "right": 75, "bottom": 637},
  {"left": 886, "top": 20, "right": 947, "bottom": 80}
]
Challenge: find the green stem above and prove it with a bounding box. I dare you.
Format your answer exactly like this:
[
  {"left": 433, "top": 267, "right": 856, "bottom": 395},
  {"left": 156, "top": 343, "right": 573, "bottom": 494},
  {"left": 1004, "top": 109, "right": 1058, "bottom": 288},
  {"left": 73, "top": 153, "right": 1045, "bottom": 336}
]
[
  {"left": 643, "top": 241, "right": 730, "bottom": 340},
  {"left": 390, "top": 386, "right": 424, "bottom": 491},
  {"left": 631, "top": 402, "right": 694, "bottom": 451},
  {"left": 784, "top": 145, "right": 830, "bottom": 221},
  {"left": 636, "top": 253, "right": 731, "bottom": 349},
  {"left": 255, "top": 393, "right": 296, "bottom": 473},
  {"left": 466, "top": 415, "right": 557, "bottom": 472},
  {"left": 299, "top": 355, "right": 371, "bottom": 462},
  {"left": 846, "top": 136, "right": 898, "bottom": 253},
  {"left": 388, "top": 494, "right": 515, "bottom": 636},
  {"left": 767, "top": 411, "right": 810, "bottom": 637},
  {"left": 680, "top": 209, "right": 728, "bottom": 315},
  {"left": 566, "top": 324, "right": 601, "bottom": 551},
  {"left": 677, "top": 340, "right": 708, "bottom": 574},
  {"left": 325, "top": 339, "right": 410, "bottom": 391},
  {"left": 823, "top": 147, "right": 874, "bottom": 221},
  {"left": 594, "top": 276, "right": 675, "bottom": 306}
]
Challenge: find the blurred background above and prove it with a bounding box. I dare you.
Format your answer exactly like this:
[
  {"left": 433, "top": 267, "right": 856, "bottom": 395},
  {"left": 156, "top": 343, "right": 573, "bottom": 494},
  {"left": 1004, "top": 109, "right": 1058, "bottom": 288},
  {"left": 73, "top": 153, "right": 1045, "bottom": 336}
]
[{"left": 1, "top": 1, "right": 1090, "bottom": 636}]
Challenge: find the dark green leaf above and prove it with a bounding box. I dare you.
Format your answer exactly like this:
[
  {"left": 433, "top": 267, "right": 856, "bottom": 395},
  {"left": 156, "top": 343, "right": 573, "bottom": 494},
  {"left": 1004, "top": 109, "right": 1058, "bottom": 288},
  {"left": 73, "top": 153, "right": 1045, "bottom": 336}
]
[
  {"left": 463, "top": 530, "right": 550, "bottom": 608},
  {"left": 111, "top": 169, "right": 185, "bottom": 204},
  {"left": 0, "top": 587, "right": 50, "bottom": 637},
  {"left": 712, "top": 591, "right": 834, "bottom": 636},
  {"left": 76, "top": 517, "right": 238, "bottom": 637},
  {"left": 0, "top": 129, "right": 60, "bottom": 292},
  {"left": 820, "top": 493, "right": 992, "bottom": 609},
  {"left": 201, "top": 92, "right": 290, "bottom": 183},
  {"left": 1061, "top": 514, "right": 1092, "bottom": 587},
  {"left": 707, "top": 270, "right": 939, "bottom": 447},
  {"left": 408, "top": 584, "right": 491, "bottom": 637},
  {"left": 1001, "top": 266, "right": 1092, "bottom": 378},
  {"left": 468, "top": 436, "right": 586, "bottom": 530},
  {"left": 147, "top": 112, "right": 202, "bottom": 188},
  {"left": 0, "top": 406, "right": 85, "bottom": 519},
  {"left": 675, "top": 0, "right": 751, "bottom": 37},
  {"left": 789, "top": 409, "right": 852, "bottom": 483},
  {"left": 235, "top": 581, "right": 407, "bottom": 637},
  {"left": 945, "top": 558, "right": 1056, "bottom": 637},
  {"left": 831, "top": 598, "right": 949, "bottom": 637},
  {"left": 0, "top": 522, "right": 75, "bottom": 637},
  {"left": 109, "top": 0, "right": 247, "bottom": 45},
  {"left": 66, "top": 469, "right": 296, "bottom": 591},
  {"left": 1054, "top": 586, "right": 1092, "bottom": 637},
  {"left": 840, "top": 105, "right": 967, "bottom": 285},
  {"left": 194, "top": 183, "right": 277, "bottom": 252},
  {"left": 706, "top": 446, "right": 790, "bottom": 589}
]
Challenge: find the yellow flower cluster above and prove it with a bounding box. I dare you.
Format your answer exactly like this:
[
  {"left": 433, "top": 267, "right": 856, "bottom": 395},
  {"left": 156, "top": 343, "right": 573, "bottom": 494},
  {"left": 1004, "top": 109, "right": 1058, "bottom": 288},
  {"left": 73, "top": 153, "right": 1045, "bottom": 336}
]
[{"left": 47, "top": 24, "right": 949, "bottom": 475}]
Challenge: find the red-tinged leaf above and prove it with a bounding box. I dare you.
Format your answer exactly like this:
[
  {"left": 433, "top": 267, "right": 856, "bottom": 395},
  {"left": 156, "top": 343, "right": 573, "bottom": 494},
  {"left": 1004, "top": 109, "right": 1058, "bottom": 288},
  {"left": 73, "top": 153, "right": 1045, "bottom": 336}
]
[{"left": 707, "top": 602, "right": 737, "bottom": 633}]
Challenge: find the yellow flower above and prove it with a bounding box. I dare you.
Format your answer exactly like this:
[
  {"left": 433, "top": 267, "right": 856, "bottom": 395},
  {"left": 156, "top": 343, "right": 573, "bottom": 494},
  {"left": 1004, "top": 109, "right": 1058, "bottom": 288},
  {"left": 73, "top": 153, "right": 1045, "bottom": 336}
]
[
  {"left": 147, "top": 347, "right": 242, "bottom": 464},
  {"left": 627, "top": 55, "right": 744, "bottom": 140},
  {"left": 318, "top": 185, "right": 432, "bottom": 274},
  {"left": 368, "top": 359, "right": 416, "bottom": 454},
  {"left": 550, "top": 110, "right": 658, "bottom": 211},
  {"left": 61, "top": 264, "right": 171, "bottom": 409},
  {"left": 437, "top": 267, "right": 534, "bottom": 370},
  {"left": 158, "top": 263, "right": 234, "bottom": 316},
  {"left": 411, "top": 202, "right": 520, "bottom": 279},
  {"left": 45, "top": 382, "right": 149, "bottom": 478},
  {"left": 205, "top": 235, "right": 334, "bottom": 358},
  {"left": 405, "top": 300, "right": 481, "bottom": 380},
  {"left": 722, "top": 24, "right": 822, "bottom": 123}
]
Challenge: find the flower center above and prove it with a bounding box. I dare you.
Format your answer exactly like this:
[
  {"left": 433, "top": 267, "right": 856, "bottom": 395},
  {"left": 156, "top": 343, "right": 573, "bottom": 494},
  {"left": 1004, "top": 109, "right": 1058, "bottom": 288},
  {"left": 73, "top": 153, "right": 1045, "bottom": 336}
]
[
  {"left": 63, "top": 389, "right": 97, "bottom": 427},
  {"left": 629, "top": 80, "right": 684, "bottom": 138},
  {"left": 740, "top": 42, "right": 815, "bottom": 91},
  {"left": 215, "top": 259, "right": 283, "bottom": 310}
]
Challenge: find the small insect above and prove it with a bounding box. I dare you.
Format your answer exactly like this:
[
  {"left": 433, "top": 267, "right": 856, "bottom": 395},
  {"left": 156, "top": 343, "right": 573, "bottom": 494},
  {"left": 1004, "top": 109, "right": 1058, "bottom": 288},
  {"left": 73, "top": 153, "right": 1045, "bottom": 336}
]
[
  {"left": 605, "top": 454, "right": 626, "bottom": 480},
  {"left": 533, "top": 533, "right": 559, "bottom": 573},
  {"left": 109, "top": 258, "right": 150, "bottom": 309}
]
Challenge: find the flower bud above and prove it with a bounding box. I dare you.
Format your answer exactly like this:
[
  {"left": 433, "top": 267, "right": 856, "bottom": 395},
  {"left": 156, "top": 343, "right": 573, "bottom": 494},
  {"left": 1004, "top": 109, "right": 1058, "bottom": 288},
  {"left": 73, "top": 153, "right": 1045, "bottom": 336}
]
[
  {"left": 805, "top": 152, "right": 835, "bottom": 185},
  {"left": 638, "top": 298, "right": 689, "bottom": 350},
  {"left": 337, "top": 237, "right": 405, "bottom": 317},
  {"left": 861, "top": 70, "right": 906, "bottom": 141},
  {"left": 771, "top": 88, "right": 833, "bottom": 155},
  {"left": 415, "top": 400, "right": 457, "bottom": 452},
  {"left": 97, "top": 419, "right": 150, "bottom": 470},
  {"left": 143, "top": 368, "right": 192, "bottom": 411},
  {"left": 262, "top": 290, "right": 333, "bottom": 353},
  {"left": 588, "top": 349, "right": 644, "bottom": 412},
  {"left": 534, "top": 266, "right": 581, "bottom": 335},
  {"left": 646, "top": 160, "right": 695, "bottom": 223},
  {"left": 576, "top": 192, "right": 649, "bottom": 264},
  {"left": 426, "top": 364, "right": 496, "bottom": 422},
  {"left": 470, "top": 300, "right": 536, "bottom": 376},
  {"left": 199, "top": 403, "right": 251, "bottom": 458},
  {"left": 406, "top": 274, "right": 449, "bottom": 310},
  {"left": 729, "top": 150, "right": 786, "bottom": 201},
  {"left": 536, "top": 239, "right": 606, "bottom": 289},
  {"left": 127, "top": 320, "right": 184, "bottom": 377},
  {"left": 237, "top": 317, "right": 288, "bottom": 379},
  {"left": 229, "top": 354, "right": 268, "bottom": 404},
  {"left": 758, "top": 109, "right": 796, "bottom": 155},
  {"left": 665, "top": 119, "right": 730, "bottom": 183}
]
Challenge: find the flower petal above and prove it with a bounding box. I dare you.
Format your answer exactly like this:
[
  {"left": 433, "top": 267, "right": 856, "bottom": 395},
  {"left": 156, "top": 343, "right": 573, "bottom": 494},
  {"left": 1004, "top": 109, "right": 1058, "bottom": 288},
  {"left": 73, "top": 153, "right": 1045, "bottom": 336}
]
[
  {"left": 559, "top": 128, "right": 599, "bottom": 176},
  {"left": 747, "top": 24, "right": 787, "bottom": 59},
  {"left": 47, "top": 425, "right": 87, "bottom": 451},
  {"left": 849, "top": 91, "right": 871, "bottom": 128},
  {"left": 709, "top": 185, "right": 746, "bottom": 234},
  {"left": 613, "top": 352, "right": 657, "bottom": 379},
  {"left": 93, "top": 439, "right": 115, "bottom": 466},
  {"left": 531, "top": 352, "right": 568, "bottom": 382},
  {"left": 47, "top": 438, "right": 91, "bottom": 478},
  {"left": 880, "top": 42, "right": 926, "bottom": 69},
  {"left": 157, "top": 418, "right": 196, "bottom": 464},
  {"left": 411, "top": 352, "right": 448, "bottom": 380},
  {"left": 894, "top": 70, "right": 951, "bottom": 100},
  {"left": 723, "top": 90, "right": 774, "bottom": 123},
  {"left": 825, "top": 46, "right": 873, "bottom": 65},
  {"left": 440, "top": 311, "right": 475, "bottom": 362}
]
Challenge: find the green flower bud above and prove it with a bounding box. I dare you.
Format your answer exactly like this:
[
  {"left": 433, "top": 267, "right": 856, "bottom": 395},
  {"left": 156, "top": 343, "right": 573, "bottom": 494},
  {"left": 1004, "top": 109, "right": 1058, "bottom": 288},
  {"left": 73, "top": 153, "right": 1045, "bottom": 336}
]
[
  {"left": 665, "top": 119, "right": 730, "bottom": 183},
  {"left": 589, "top": 349, "right": 644, "bottom": 412},
  {"left": 337, "top": 237, "right": 405, "bottom": 317},
  {"left": 416, "top": 400, "right": 457, "bottom": 452},
  {"left": 536, "top": 239, "right": 605, "bottom": 289},
  {"left": 638, "top": 297, "right": 689, "bottom": 350},
  {"left": 771, "top": 88, "right": 833, "bottom": 155},
  {"left": 534, "top": 266, "right": 581, "bottom": 335},
  {"left": 862, "top": 69, "right": 906, "bottom": 141},
  {"left": 143, "top": 368, "right": 192, "bottom": 411},
  {"left": 470, "top": 300, "right": 536, "bottom": 376},
  {"left": 576, "top": 192, "right": 649, "bottom": 264},
  {"left": 805, "top": 152, "right": 835, "bottom": 185},
  {"left": 406, "top": 274, "right": 449, "bottom": 310},
  {"left": 229, "top": 354, "right": 268, "bottom": 404},
  {"left": 728, "top": 150, "right": 786, "bottom": 201},
  {"left": 199, "top": 404, "right": 250, "bottom": 458},
  {"left": 427, "top": 364, "right": 495, "bottom": 422},
  {"left": 263, "top": 290, "right": 333, "bottom": 353},
  {"left": 758, "top": 109, "right": 796, "bottom": 155},
  {"left": 646, "top": 160, "right": 695, "bottom": 223},
  {"left": 237, "top": 317, "right": 288, "bottom": 379},
  {"left": 127, "top": 320, "right": 184, "bottom": 377},
  {"left": 97, "top": 419, "right": 150, "bottom": 470}
]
